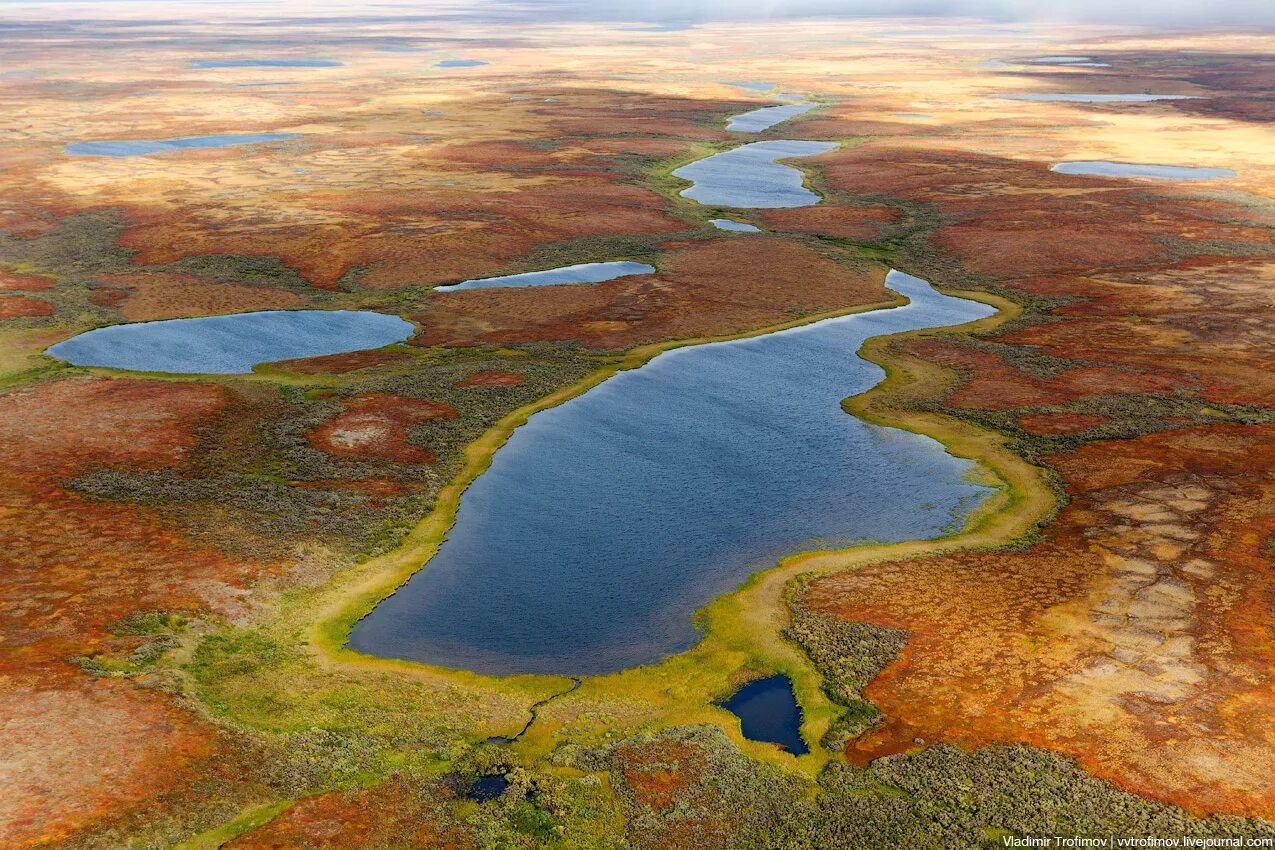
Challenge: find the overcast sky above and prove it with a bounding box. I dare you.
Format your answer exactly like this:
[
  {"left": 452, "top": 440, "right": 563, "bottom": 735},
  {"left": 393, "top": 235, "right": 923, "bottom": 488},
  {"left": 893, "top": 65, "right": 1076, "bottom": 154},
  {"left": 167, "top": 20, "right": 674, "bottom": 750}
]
[{"left": 538, "top": 0, "right": 1275, "bottom": 27}]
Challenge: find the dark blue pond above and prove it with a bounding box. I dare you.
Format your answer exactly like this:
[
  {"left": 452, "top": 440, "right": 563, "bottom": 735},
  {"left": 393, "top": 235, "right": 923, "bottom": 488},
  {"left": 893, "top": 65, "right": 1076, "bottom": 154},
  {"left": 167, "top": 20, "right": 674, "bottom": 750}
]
[
  {"left": 673, "top": 140, "right": 838, "bottom": 208},
  {"left": 719, "top": 675, "right": 808, "bottom": 754},
  {"left": 189, "top": 58, "right": 342, "bottom": 68},
  {"left": 466, "top": 775, "right": 509, "bottom": 802},
  {"left": 64, "top": 134, "right": 297, "bottom": 157},
  {"left": 726, "top": 102, "right": 816, "bottom": 133},
  {"left": 349, "top": 271, "right": 995, "bottom": 675},
  {"left": 46, "top": 310, "right": 414, "bottom": 374}
]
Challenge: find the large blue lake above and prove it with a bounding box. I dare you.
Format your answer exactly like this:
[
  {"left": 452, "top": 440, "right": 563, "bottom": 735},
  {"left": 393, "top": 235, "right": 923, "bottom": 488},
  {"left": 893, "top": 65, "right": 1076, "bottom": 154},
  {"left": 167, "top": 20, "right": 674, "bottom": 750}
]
[
  {"left": 673, "top": 140, "right": 837, "bottom": 208},
  {"left": 46, "top": 310, "right": 414, "bottom": 374},
  {"left": 349, "top": 271, "right": 995, "bottom": 675}
]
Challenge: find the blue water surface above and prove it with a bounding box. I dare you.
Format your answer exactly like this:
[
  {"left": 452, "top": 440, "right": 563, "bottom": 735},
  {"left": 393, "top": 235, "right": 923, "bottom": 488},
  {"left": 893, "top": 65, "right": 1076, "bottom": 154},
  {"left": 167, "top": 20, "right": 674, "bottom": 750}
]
[
  {"left": 64, "top": 133, "right": 297, "bottom": 157},
  {"left": 727, "top": 102, "right": 816, "bottom": 132},
  {"left": 673, "top": 140, "right": 837, "bottom": 208},
  {"left": 710, "top": 219, "right": 761, "bottom": 232},
  {"left": 436, "top": 261, "right": 655, "bottom": 291},
  {"left": 1051, "top": 161, "right": 1235, "bottom": 180},
  {"left": 720, "top": 675, "right": 809, "bottom": 754},
  {"left": 349, "top": 271, "right": 995, "bottom": 675},
  {"left": 999, "top": 93, "right": 1197, "bottom": 103},
  {"left": 46, "top": 310, "right": 414, "bottom": 374},
  {"left": 189, "top": 58, "right": 341, "bottom": 68},
  {"left": 437, "top": 59, "right": 488, "bottom": 68}
]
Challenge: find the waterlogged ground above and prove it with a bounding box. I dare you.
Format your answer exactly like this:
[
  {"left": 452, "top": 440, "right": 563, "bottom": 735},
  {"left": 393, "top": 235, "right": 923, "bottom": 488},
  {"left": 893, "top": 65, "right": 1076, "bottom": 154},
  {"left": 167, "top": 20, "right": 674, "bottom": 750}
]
[
  {"left": 3, "top": 8, "right": 1275, "bottom": 848},
  {"left": 350, "top": 272, "right": 994, "bottom": 675}
]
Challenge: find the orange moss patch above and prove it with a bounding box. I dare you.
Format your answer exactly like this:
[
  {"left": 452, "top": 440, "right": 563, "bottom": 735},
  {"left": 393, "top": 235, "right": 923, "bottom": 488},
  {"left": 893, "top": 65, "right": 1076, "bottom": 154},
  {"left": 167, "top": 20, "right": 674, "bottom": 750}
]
[
  {"left": 307, "top": 393, "right": 457, "bottom": 464},
  {"left": 453, "top": 370, "right": 525, "bottom": 388},
  {"left": 91, "top": 271, "right": 307, "bottom": 321},
  {"left": 227, "top": 779, "right": 473, "bottom": 850},
  {"left": 806, "top": 426, "right": 1275, "bottom": 818},
  {"left": 0, "top": 268, "right": 54, "bottom": 291},
  {"left": 1019, "top": 412, "right": 1107, "bottom": 434},
  {"left": 273, "top": 348, "right": 413, "bottom": 375},
  {"left": 0, "top": 377, "right": 276, "bottom": 846},
  {"left": 758, "top": 204, "right": 898, "bottom": 242},
  {"left": 0, "top": 295, "right": 53, "bottom": 317}
]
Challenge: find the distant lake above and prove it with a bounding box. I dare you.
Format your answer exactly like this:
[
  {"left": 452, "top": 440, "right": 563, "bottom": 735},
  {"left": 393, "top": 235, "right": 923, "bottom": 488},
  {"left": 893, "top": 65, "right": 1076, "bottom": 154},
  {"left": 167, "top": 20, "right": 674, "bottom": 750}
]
[
  {"left": 64, "top": 133, "right": 297, "bottom": 157},
  {"left": 673, "top": 140, "right": 837, "bottom": 208},
  {"left": 46, "top": 310, "right": 413, "bottom": 374},
  {"left": 349, "top": 271, "right": 994, "bottom": 675},
  {"left": 998, "top": 93, "right": 1198, "bottom": 103},
  {"left": 435, "top": 261, "right": 655, "bottom": 291},
  {"left": 720, "top": 675, "right": 808, "bottom": 754},
  {"left": 710, "top": 219, "right": 761, "bottom": 232},
  {"left": 1051, "top": 161, "right": 1235, "bottom": 180},
  {"left": 727, "top": 102, "right": 816, "bottom": 133},
  {"left": 189, "top": 58, "right": 342, "bottom": 68},
  {"left": 437, "top": 59, "right": 488, "bottom": 68}
]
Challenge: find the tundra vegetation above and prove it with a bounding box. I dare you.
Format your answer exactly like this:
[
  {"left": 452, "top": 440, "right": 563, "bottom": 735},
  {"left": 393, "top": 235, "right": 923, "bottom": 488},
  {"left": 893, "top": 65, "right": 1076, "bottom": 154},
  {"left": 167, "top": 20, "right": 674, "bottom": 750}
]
[{"left": 1, "top": 7, "right": 1273, "bottom": 849}]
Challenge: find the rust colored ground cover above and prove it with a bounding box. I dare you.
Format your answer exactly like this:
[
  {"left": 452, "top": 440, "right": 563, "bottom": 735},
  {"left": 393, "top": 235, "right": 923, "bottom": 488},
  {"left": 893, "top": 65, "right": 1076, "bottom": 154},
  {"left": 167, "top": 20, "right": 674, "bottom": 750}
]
[
  {"left": 806, "top": 427, "right": 1275, "bottom": 817},
  {"left": 307, "top": 393, "right": 458, "bottom": 464},
  {"left": 0, "top": 378, "right": 277, "bottom": 845},
  {"left": 411, "top": 237, "right": 887, "bottom": 350},
  {"left": 0, "top": 296, "right": 52, "bottom": 317}
]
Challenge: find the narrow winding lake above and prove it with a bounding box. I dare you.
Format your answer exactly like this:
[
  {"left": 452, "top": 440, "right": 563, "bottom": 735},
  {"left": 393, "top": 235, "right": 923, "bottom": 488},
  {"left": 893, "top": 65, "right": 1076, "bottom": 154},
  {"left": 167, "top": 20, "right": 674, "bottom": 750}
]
[
  {"left": 727, "top": 102, "right": 816, "bottom": 132},
  {"left": 46, "top": 310, "right": 413, "bottom": 374},
  {"left": 349, "top": 271, "right": 995, "bottom": 675},
  {"left": 673, "top": 140, "right": 837, "bottom": 208}
]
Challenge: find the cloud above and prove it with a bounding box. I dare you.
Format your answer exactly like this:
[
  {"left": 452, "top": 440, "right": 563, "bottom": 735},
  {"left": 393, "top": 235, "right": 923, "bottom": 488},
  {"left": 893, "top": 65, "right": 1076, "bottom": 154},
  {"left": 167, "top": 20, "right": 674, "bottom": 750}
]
[{"left": 535, "top": 0, "right": 1275, "bottom": 27}]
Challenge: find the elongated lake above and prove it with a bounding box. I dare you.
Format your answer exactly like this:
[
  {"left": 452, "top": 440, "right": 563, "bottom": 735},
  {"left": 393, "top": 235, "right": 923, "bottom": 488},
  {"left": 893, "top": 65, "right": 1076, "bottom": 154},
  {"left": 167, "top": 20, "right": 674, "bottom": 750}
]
[
  {"left": 350, "top": 271, "right": 995, "bottom": 675},
  {"left": 64, "top": 133, "right": 298, "bottom": 157},
  {"left": 727, "top": 102, "right": 816, "bottom": 132},
  {"left": 673, "top": 140, "right": 837, "bottom": 208},
  {"left": 46, "top": 310, "right": 414, "bottom": 374},
  {"left": 1051, "top": 161, "right": 1235, "bottom": 180},
  {"left": 436, "top": 261, "right": 655, "bottom": 291}
]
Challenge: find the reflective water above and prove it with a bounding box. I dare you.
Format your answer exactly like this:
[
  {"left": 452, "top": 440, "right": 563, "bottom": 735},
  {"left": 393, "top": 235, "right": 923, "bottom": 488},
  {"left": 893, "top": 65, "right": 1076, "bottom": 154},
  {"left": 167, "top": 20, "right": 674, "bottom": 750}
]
[
  {"left": 999, "top": 93, "right": 1197, "bottom": 103},
  {"left": 719, "top": 675, "right": 808, "bottom": 754},
  {"left": 349, "top": 271, "right": 995, "bottom": 675},
  {"left": 189, "top": 58, "right": 341, "bottom": 68},
  {"left": 437, "top": 59, "right": 488, "bottom": 68},
  {"left": 46, "top": 310, "right": 414, "bottom": 374},
  {"left": 673, "top": 140, "right": 838, "bottom": 208},
  {"left": 710, "top": 219, "right": 761, "bottom": 232},
  {"left": 64, "top": 133, "right": 297, "bottom": 157},
  {"left": 727, "top": 102, "right": 816, "bottom": 132},
  {"left": 436, "top": 261, "right": 655, "bottom": 291},
  {"left": 1051, "top": 161, "right": 1235, "bottom": 180}
]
